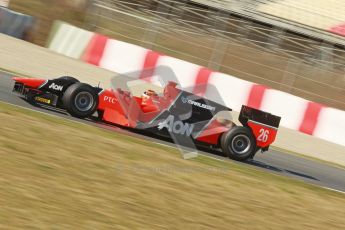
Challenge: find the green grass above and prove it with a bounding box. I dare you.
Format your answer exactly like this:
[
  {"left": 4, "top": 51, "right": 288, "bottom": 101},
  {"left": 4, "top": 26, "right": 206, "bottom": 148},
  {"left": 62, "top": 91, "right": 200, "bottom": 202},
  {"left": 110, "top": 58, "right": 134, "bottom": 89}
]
[{"left": 0, "top": 101, "right": 345, "bottom": 229}]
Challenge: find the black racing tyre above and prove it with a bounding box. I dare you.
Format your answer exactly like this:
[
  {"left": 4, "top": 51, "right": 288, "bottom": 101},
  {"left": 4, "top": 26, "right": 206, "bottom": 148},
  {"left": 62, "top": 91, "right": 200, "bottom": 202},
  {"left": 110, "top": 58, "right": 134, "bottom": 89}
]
[
  {"left": 58, "top": 76, "right": 80, "bottom": 83},
  {"left": 62, "top": 83, "right": 98, "bottom": 118},
  {"left": 220, "top": 126, "right": 257, "bottom": 161}
]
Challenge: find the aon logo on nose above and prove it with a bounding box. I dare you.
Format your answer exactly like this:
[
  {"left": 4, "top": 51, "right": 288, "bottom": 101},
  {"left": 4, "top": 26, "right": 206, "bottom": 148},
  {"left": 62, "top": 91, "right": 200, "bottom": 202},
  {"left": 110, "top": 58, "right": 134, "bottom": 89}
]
[
  {"left": 158, "top": 115, "right": 194, "bottom": 136},
  {"left": 49, "top": 83, "right": 63, "bottom": 91}
]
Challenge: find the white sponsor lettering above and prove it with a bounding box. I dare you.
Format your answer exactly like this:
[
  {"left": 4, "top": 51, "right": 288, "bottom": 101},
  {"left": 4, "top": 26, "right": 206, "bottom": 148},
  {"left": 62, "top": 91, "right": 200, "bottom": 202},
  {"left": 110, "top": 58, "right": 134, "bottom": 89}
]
[
  {"left": 104, "top": 96, "right": 117, "bottom": 104},
  {"left": 49, "top": 83, "right": 63, "bottom": 91},
  {"left": 158, "top": 115, "right": 194, "bottom": 136},
  {"left": 181, "top": 97, "right": 215, "bottom": 111}
]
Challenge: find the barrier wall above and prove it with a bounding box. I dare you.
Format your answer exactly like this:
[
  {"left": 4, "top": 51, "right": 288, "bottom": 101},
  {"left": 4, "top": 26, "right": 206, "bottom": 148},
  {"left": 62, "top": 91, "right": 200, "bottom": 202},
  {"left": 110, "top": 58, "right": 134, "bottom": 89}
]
[
  {"left": 0, "top": 7, "right": 34, "bottom": 39},
  {"left": 47, "top": 21, "right": 345, "bottom": 147}
]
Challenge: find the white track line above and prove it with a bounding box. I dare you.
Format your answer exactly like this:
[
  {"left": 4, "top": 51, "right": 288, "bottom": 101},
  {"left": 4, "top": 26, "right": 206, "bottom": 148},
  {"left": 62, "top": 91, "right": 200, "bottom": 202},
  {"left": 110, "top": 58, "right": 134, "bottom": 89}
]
[
  {"left": 154, "top": 142, "right": 174, "bottom": 148},
  {"left": 201, "top": 154, "right": 225, "bottom": 162},
  {"left": 322, "top": 186, "right": 345, "bottom": 194},
  {"left": 153, "top": 138, "right": 224, "bottom": 161}
]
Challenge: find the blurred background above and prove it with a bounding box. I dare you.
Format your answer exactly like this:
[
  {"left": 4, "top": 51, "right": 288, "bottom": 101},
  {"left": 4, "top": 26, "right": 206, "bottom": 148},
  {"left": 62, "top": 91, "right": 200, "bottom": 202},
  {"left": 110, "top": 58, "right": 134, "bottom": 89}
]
[{"left": 3, "top": 0, "right": 345, "bottom": 109}]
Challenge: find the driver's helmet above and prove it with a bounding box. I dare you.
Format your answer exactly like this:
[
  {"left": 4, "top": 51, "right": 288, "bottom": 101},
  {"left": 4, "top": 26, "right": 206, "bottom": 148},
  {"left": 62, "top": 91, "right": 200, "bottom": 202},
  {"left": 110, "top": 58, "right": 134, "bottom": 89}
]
[{"left": 141, "top": 89, "right": 157, "bottom": 105}]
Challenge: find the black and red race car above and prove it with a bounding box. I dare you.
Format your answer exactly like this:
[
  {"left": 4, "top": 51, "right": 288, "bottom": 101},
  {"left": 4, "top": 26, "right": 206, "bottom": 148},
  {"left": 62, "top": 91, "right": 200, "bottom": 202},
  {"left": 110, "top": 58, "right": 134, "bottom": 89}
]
[{"left": 12, "top": 76, "right": 281, "bottom": 161}]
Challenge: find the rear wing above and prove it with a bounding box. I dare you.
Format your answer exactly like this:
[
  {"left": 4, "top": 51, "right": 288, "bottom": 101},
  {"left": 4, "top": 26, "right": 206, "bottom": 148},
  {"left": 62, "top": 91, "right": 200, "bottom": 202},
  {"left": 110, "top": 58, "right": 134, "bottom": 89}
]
[
  {"left": 239, "top": 106, "right": 281, "bottom": 128},
  {"left": 239, "top": 106, "right": 281, "bottom": 149}
]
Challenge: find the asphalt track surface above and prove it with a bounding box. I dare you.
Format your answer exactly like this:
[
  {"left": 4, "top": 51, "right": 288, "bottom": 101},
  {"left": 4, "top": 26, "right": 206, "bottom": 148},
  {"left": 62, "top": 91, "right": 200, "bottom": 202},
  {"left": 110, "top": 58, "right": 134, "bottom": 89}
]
[{"left": 1, "top": 73, "right": 345, "bottom": 193}]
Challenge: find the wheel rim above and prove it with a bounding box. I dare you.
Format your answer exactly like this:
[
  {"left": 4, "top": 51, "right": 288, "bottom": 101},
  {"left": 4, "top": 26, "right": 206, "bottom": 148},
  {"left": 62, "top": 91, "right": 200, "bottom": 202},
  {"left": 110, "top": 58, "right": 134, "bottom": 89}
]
[
  {"left": 230, "top": 134, "right": 251, "bottom": 155},
  {"left": 74, "top": 92, "right": 94, "bottom": 112}
]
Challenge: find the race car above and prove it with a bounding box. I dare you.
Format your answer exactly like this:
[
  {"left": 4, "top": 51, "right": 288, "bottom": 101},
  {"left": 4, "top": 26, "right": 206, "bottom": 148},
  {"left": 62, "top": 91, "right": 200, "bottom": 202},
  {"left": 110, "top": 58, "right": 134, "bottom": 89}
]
[{"left": 12, "top": 76, "right": 281, "bottom": 161}]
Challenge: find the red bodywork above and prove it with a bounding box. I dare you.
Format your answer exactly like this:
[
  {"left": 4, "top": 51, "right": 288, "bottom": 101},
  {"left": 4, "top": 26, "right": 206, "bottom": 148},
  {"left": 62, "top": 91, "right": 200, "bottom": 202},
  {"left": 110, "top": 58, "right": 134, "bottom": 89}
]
[
  {"left": 97, "top": 85, "right": 278, "bottom": 148},
  {"left": 13, "top": 77, "right": 45, "bottom": 88},
  {"left": 97, "top": 81, "right": 180, "bottom": 128},
  {"left": 196, "top": 119, "right": 230, "bottom": 145}
]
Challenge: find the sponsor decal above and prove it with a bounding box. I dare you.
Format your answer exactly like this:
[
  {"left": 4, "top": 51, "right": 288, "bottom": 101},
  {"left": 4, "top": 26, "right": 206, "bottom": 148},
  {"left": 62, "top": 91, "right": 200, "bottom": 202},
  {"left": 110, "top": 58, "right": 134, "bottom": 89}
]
[
  {"left": 158, "top": 115, "right": 194, "bottom": 136},
  {"left": 35, "top": 96, "right": 51, "bottom": 104},
  {"left": 103, "top": 96, "right": 117, "bottom": 104},
  {"left": 181, "top": 96, "right": 188, "bottom": 104},
  {"left": 49, "top": 83, "right": 63, "bottom": 91},
  {"left": 181, "top": 96, "right": 215, "bottom": 111}
]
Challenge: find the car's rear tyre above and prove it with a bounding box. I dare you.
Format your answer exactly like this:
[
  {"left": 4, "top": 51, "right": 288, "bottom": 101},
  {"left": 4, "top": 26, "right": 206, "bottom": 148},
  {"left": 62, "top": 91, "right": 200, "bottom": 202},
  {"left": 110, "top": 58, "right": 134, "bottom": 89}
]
[
  {"left": 62, "top": 83, "right": 98, "bottom": 118},
  {"left": 220, "top": 126, "right": 257, "bottom": 161}
]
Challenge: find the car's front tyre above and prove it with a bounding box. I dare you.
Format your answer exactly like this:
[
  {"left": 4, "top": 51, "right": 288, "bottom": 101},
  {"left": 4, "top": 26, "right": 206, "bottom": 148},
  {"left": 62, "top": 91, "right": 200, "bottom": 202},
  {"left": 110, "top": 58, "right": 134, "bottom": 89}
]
[{"left": 62, "top": 83, "right": 98, "bottom": 118}]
